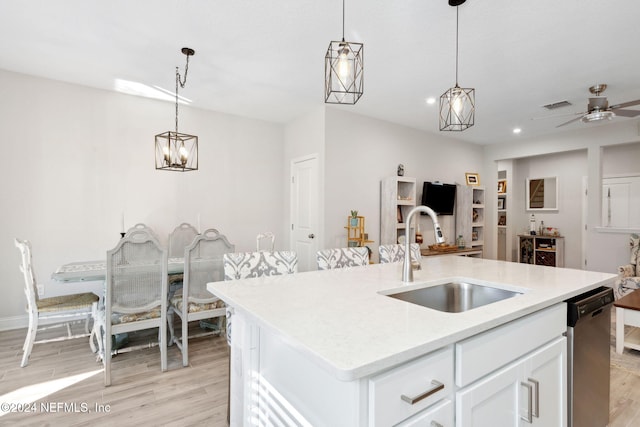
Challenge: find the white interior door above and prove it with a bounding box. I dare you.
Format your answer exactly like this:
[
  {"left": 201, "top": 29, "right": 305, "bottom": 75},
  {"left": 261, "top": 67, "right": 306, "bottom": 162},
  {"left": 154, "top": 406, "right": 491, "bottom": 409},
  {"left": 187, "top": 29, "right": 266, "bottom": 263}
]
[{"left": 290, "top": 155, "right": 319, "bottom": 272}]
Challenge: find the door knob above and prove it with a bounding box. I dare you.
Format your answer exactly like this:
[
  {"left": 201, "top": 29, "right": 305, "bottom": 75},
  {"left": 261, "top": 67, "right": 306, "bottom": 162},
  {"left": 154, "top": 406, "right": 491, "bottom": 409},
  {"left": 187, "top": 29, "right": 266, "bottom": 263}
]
[{"left": 308, "top": 233, "right": 315, "bottom": 239}]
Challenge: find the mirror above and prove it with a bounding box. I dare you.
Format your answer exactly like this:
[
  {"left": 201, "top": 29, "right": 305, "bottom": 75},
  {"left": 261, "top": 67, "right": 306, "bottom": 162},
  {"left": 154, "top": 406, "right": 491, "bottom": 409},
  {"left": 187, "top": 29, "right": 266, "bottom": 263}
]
[{"left": 526, "top": 177, "right": 558, "bottom": 211}]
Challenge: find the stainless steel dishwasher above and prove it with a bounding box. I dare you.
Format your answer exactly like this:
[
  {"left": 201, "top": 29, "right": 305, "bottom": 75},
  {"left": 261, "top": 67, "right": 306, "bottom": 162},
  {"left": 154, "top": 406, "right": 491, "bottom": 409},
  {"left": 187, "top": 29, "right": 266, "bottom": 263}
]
[{"left": 565, "top": 286, "right": 614, "bottom": 427}]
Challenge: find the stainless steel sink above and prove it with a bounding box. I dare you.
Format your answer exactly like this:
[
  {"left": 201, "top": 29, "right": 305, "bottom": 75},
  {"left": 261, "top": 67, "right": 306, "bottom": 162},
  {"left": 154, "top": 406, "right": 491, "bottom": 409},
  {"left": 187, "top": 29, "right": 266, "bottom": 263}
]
[{"left": 386, "top": 281, "right": 522, "bottom": 313}]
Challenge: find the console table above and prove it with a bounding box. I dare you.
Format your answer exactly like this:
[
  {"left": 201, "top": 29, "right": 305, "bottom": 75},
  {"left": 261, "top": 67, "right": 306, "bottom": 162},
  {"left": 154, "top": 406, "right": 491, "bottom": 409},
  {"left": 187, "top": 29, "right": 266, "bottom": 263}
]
[{"left": 420, "top": 247, "right": 483, "bottom": 257}]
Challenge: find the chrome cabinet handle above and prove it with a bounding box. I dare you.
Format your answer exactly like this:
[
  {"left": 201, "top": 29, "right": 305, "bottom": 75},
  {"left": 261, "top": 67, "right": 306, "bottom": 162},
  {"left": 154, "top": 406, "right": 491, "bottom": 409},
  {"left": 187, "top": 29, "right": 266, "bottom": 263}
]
[
  {"left": 528, "top": 378, "right": 540, "bottom": 418},
  {"left": 521, "top": 381, "right": 533, "bottom": 423},
  {"left": 308, "top": 233, "right": 315, "bottom": 239},
  {"left": 401, "top": 380, "right": 444, "bottom": 405}
]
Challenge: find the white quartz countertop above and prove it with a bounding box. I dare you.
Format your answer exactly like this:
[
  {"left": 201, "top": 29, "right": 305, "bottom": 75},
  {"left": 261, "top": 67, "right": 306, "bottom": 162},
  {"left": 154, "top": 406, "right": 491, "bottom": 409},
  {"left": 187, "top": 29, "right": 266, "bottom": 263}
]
[{"left": 207, "top": 256, "right": 616, "bottom": 381}]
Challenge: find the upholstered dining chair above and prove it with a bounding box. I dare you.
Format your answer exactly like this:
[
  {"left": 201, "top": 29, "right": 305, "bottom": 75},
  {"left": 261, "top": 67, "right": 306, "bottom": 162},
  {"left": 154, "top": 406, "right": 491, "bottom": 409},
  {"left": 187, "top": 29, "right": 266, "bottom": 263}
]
[
  {"left": 168, "top": 229, "right": 234, "bottom": 366},
  {"left": 223, "top": 251, "right": 298, "bottom": 344},
  {"left": 256, "top": 232, "right": 275, "bottom": 252},
  {"left": 316, "top": 247, "right": 369, "bottom": 270},
  {"left": 102, "top": 229, "right": 168, "bottom": 386},
  {"left": 378, "top": 243, "right": 422, "bottom": 266},
  {"left": 14, "top": 238, "right": 99, "bottom": 368}
]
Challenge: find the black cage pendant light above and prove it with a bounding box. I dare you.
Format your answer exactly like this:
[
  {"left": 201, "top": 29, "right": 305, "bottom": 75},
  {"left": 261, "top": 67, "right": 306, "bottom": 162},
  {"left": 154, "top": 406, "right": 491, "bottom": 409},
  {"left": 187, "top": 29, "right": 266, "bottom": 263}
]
[
  {"left": 155, "top": 48, "right": 198, "bottom": 171},
  {"left": 439, "top": 0, "right": 475, "bottom": 131},
  {"left": 324, "top": 0, "right": 363, "bottom": 104}
]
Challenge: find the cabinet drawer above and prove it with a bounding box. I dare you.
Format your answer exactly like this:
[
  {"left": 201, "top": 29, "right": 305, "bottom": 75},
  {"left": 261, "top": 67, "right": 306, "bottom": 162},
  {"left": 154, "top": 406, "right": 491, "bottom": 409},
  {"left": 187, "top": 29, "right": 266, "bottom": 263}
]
[
  {"left": 369, "top": 345, "right": 453, "bottom": 427},
  {"left": 396, "top": 398, "right": 453, "bottom": 427},
  {"left": 455, "top": 303, "right": 566, "bottom": 387}
]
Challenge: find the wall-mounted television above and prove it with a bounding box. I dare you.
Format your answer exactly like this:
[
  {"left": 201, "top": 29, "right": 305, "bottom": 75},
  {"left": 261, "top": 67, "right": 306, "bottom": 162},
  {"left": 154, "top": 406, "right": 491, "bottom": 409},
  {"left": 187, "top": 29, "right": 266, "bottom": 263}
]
[{"left": 421, "top": 181, "right": 456, "bottom": 215}]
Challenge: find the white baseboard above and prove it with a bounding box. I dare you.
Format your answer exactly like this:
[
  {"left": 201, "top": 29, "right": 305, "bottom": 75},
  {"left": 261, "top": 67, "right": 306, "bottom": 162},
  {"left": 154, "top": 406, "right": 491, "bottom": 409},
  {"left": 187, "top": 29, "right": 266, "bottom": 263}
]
[{"left": 0, "top": 315, "right": 28, "bottom": 331}]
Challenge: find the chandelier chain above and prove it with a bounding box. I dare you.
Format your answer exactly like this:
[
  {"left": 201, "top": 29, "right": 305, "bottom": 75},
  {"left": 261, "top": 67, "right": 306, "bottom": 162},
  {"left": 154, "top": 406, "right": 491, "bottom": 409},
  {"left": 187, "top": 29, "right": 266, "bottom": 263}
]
[
  {"left": 455, "top": 5, "right": 459, "bottom": 86},
  {"left": 174, "top": 53, "right": 192, "bottom": 135}
]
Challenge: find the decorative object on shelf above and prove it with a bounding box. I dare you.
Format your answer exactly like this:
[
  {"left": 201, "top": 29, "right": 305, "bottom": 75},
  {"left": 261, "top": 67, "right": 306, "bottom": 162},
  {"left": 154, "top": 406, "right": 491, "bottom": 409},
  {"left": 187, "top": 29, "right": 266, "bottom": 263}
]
[
  {"left": 324, "top": 0, "right": 363, "bottom": 105},
  {"left": 439, "top": 0, "right": 475, "bottom": 131},
  {"left": 397, "top": 164, "right": 404, "bottom": 176},
  {"left": 465, "top": 172, "right": 480, "bottom": 186},
  {"left": 472, "top": 230, "right": 478, "bottom": 241},
  {"left": 498, "top": 215, "right": 506, "bottom": 226},
  {"left": 350, "top": 210, "right": 359, "bottom": 226},
  {"left": 415, "top": 222, "right": 423, "bottom": 245},
  {"left": 456, "top": 235, "right": 465, "bottom": 249},
  {"left": 397, "top": 206, "right": 403, "bottom": 223},
  {"left": 529, "top": 214, "right": 537, "bottom": 235},
  {"left": 497, "top": 179, "right": 506, "bottom": 194},
  {"left": 155, "top": 47, "right": 198, "bottom": 172},
  {"left": 497, "top": 197, "right": 505, "bottom": 210}
]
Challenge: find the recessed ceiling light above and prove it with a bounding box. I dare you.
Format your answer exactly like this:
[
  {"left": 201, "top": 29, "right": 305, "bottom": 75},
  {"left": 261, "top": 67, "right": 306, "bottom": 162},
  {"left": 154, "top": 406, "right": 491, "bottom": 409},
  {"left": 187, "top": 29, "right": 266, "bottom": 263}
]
[
  {"left": 426, "top": 97, "right": 436, "bottom": 105},
  {"left": 513, "top": 128, "right": 522, "bottom": 134}
]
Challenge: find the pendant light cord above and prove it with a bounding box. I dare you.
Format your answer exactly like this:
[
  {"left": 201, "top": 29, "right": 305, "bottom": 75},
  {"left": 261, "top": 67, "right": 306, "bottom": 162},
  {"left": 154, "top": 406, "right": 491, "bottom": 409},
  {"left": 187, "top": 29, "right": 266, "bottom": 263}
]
[
  {"left": 455, "top": 5, "right": 459, "bottom": 86},
  {"left": 342, "top": 0, "right": 345, "bottom": 41}
]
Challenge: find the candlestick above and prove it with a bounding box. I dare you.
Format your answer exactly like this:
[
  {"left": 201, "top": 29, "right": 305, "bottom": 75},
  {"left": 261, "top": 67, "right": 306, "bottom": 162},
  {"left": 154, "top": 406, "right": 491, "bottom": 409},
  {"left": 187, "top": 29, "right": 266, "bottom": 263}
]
[
  {"left": 121, "top": 212, "right": 125, "bottom": 234},
  {"left": 197, "top": 213, "right": 201, "bottom": 234}
]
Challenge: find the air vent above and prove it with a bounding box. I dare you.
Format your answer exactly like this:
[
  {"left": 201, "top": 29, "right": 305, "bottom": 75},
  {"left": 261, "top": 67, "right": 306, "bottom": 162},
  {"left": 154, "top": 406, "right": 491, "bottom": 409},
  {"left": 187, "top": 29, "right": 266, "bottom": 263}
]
[{"left": 542, "top": 100, "right": 572, "bottom": 110}]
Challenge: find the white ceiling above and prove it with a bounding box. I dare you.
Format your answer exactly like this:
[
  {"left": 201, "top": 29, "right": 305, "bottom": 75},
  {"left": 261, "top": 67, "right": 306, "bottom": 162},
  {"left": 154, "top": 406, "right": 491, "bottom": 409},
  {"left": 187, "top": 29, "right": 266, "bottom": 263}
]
[{"left": 1, "top": 0, "right": 639, "bottom": 145}]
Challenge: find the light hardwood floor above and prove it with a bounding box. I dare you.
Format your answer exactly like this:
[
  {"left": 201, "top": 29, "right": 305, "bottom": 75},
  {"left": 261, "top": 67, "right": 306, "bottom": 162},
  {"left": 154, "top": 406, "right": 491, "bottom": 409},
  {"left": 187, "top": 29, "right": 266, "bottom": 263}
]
[
  {"left": 2, "top": 322, "right": 640, "bottom": 426},
  {"left": 0, "top": 323, "right": 229, "bottom": 426}
]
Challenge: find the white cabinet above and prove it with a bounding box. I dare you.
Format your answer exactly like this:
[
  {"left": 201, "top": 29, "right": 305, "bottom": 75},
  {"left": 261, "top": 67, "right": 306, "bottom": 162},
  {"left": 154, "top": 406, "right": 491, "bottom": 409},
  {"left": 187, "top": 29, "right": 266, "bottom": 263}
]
[
  {"left": 455, "top": 185, "right": 484, "bottom": 256},
  {"left": 381, "top": 176, "right": 417, "bottom": 244},
  {"left": 229, "top": 304, "right": 567, "bottom": 427},
  {"left": 456, "top": 337, "right": 565, "bottom": 427}
]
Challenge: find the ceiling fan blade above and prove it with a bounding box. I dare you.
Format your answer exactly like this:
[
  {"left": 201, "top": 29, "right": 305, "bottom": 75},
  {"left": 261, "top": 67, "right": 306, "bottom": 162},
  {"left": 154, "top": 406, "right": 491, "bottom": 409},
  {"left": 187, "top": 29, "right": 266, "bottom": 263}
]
[
  {"left": 531, "top": 112, "right": 583, "bottom": 120},
  {"left": 610, "top": 99, "right": 640, "bottom": 109},
  {"left": 611, "top": 109, "right": 640, "bottom": 117},
  {"left": 556, "top": 116, "right": 583, "bottom": 127}
]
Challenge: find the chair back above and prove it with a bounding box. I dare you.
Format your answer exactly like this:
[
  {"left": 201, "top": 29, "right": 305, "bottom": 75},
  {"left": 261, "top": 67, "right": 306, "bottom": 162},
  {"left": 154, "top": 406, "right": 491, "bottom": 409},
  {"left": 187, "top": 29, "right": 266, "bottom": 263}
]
[
  {"left": 184, "top": 229, "right": 235, "bottom": 303},
  {"left": 223, "top": 251, "right": 298, "bottom": 280},
  {"left": 256, "top": 232, "right": 275, "bottom": 252},
  {"left": 14, "top": 238, "right": 38, "bottom": 312},
  {"left": 125, "top": 223, "right": 161, "bottom": 242},
  {"left": 168, "top": 222, "right": 200, "bottom": 258},
  {"left": 316, "top": 247, "right": 369, "bottom": 270},
  {"left": 378, "top": 243, "right": 422, "bottom": 264},
  {"left": 106, "top": 229, "right": 167, "bottom": 315}
]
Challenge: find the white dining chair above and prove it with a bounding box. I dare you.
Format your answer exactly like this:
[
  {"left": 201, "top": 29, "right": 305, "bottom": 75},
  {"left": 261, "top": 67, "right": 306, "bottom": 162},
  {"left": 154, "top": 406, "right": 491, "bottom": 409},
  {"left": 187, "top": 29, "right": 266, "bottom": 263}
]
[
  {"left": 256, "top": 232, "right": 275, "bottom": 252},
  {"left": 14, "top": 238, "right": 98, "bottom": 367},
  {"left": 168, "top": 229, "right": 234, "bottom": 366},
  {"left": 102, "top": 229, "right": 168, "bottom": 386}
]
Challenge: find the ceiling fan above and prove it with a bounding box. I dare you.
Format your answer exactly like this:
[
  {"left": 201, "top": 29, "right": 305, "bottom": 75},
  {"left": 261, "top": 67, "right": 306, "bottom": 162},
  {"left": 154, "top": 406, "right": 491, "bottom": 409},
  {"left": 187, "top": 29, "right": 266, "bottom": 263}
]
[{"left": 555, "top": 84, "right": 640, "bottom": 127}]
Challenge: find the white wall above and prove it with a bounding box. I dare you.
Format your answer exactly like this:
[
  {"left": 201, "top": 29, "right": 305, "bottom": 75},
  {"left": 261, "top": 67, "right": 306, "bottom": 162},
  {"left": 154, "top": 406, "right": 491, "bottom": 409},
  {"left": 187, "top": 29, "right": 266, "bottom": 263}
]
[
  {"left": 483, "top": 120, "right": 640, "bottom": 274},
  {"left": 0, "top": 70, "right": 285, "bottom": 329},
  {"left": 512, "top": 151, "right": 587, "bottom": 269},
  {"left": 323, "top": 107, "right": 484, "bottom": 261}
]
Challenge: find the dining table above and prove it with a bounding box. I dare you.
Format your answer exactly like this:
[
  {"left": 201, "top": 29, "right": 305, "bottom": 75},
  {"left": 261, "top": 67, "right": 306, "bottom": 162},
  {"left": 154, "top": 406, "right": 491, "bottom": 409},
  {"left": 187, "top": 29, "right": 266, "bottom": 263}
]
[
  {"left": 51, "top": 257, "right": 186, "bottom": 356},
  {"left": 51, "top": 258, "right": 185, "bottom": 282}
]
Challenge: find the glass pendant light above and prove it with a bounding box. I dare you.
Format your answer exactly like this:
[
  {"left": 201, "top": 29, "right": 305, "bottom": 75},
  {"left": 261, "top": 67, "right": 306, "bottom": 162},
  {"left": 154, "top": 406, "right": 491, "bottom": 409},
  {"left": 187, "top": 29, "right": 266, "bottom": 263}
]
[
  {"left": 439, "top": 0, "right": 475, "bottom": 131},
  {"left": 324, "top": 0, "right": 363, "bottom": 104},
  {"left": 155, "top": 48, "right": 199, "bottom": 171}
]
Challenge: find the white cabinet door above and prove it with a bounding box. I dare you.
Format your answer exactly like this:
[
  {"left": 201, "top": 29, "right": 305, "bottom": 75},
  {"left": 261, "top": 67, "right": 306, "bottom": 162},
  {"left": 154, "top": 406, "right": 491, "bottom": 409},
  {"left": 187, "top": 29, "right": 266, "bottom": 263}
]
[
  {"left": 456, "top": 361, "right": 521, "bottom": 426},
  {"left": 457, "top": 337, "right": 566, "bottom": 427},
  {"left": 520, "top": 337, "right": 566, "bottom": 427}
]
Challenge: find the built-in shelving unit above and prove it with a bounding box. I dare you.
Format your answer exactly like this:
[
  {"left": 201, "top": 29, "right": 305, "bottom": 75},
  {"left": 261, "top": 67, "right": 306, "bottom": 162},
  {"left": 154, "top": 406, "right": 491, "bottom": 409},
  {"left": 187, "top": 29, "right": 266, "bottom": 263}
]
[
  {"left": 497, "top": 174, "right": 508, "bottom": 261},
  {"left": 518, "top": 235, "right": 565, "bottom": 267},
  {"left": 455, "top": 185, "right": 484, "bottom": 256},
  {"left": 381, "top": 176, "right": 416, "bottom": 244}
]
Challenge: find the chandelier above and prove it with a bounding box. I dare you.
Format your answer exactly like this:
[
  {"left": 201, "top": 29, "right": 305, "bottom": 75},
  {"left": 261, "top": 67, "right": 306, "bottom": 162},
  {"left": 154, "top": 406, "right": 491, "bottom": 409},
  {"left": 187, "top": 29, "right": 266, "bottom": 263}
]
[
  {"left": 155, "top": 48, "right": 198, "bottom": 171},
  {"left": 439, "top": 0, "right": 475, "bottom": 131},
  {"left": 324, "top": 0, "right": 363, "bottom": 104}
]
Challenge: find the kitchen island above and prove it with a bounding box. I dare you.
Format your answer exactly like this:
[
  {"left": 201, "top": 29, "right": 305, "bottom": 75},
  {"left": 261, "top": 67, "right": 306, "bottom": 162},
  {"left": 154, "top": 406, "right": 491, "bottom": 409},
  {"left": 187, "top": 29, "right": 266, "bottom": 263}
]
[{"left": 208, "top": 256, "right": 616, "bottom": 426}]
